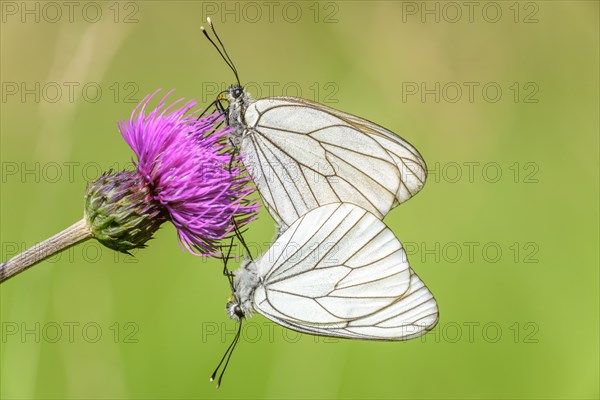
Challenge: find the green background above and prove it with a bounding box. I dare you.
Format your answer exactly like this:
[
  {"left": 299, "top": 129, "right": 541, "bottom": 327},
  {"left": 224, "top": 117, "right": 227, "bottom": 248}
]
[{"left": 1, "top": 1, "right": 598, "bottom": 399}]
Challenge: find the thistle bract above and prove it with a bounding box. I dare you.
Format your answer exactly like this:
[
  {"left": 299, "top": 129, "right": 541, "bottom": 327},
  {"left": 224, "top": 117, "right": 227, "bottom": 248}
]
[{"left": 85, "top": 170, "right": 166, "bottom": 252}]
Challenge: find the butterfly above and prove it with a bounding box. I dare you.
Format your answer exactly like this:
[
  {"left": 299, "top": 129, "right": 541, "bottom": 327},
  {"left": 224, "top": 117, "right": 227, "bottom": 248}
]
[
  {"left": 200, "top": 19, "right": 428, "bottom": 231},
  {"left": 211, "top": 203, "right": 438, "bottom": 386}
]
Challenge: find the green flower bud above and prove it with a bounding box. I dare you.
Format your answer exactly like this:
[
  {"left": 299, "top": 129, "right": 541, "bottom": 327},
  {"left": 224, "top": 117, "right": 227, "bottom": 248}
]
[{"left": 84, "top": 170, "right": 166, "bottom": 252}]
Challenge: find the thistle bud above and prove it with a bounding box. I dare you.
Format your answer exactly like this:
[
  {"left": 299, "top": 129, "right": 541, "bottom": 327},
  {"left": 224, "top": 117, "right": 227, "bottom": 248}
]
[{"left": 84, "top": 170, "right": 167, "bottom": 252}]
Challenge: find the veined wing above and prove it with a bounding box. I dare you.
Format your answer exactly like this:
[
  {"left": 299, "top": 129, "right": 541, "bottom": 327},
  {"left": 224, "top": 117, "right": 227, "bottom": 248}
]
[
  {"left": 256, "top": 268, "right": 438, "bottom": 341},
  {"left": 250, "top": 203, "right": 437, "bottom": 340},
  {"left": 240, "top": 97, "right": 422, "bottom": 228},
  {"left": 239, "top": 97, "right": 427, "bottom": 227},
  {"left": 273, "top": 96, "right": 427, "bottom": 206}
]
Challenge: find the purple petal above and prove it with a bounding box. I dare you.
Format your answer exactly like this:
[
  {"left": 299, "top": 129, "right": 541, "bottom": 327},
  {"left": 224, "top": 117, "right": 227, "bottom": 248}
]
[{"left": 120, "top": 91, "right": 258, "bottom": 256}]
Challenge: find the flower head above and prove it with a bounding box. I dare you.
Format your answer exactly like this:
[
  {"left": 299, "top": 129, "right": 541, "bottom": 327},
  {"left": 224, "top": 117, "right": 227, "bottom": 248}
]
[{"left": 114, "top": 90, "right": 257, "bottom": 255}]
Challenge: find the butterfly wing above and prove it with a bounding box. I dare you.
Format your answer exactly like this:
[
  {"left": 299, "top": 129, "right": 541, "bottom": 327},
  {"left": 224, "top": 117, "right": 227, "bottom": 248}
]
[
  {"left": 258, "top": 269, "right": 438, "bottom": 341},
  {"left": 239, "top": 97, "right": 427, "bottom": 228},
  {"left": 275, "top": 96, "right": 428, "bottom": 206},
  {"left": 250, "top": 203, "right": 438, "bottom": 341}
]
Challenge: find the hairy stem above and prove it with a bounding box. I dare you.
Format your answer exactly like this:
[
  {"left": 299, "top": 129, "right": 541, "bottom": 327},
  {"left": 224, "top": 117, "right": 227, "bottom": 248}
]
[{"left": 0, "top": 219, "right": 92, "bottom": 283}]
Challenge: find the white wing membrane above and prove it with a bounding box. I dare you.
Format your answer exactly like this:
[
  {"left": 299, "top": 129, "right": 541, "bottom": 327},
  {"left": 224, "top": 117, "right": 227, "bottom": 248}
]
[
  {"left": 251, "top": 203, "right": 438, "bottom": 340},
  {"left": 283, "top": 97, "right": 428, "bottom": 205},
  {"left": 240, "top": 97, "right": 427, "bottom": 228}
]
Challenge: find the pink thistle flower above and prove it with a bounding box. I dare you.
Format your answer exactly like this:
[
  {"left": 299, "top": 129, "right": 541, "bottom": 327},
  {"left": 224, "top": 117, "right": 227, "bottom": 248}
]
[
  {"left": 118, "top": 90, "right": 257, "bottom": 255},
  {"left": 0, "top": 90, "right": 257, "bottom": 283}
]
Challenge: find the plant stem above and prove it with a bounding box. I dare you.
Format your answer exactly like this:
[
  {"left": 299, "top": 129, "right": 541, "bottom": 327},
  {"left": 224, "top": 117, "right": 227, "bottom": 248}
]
[{"left": 0, "top": 219, "right": 92, "bottom": 283}]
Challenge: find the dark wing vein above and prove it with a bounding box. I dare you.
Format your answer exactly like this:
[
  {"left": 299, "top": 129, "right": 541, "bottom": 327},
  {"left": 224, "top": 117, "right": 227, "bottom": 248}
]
[{"left": 251, "top": 132, "right": 301, "bottom": 221}]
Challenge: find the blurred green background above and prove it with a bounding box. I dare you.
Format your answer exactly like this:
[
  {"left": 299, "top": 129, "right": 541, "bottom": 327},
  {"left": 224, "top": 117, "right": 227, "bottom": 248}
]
[{"left": 1, "top": 1, "right": 598, "bottom": 399}]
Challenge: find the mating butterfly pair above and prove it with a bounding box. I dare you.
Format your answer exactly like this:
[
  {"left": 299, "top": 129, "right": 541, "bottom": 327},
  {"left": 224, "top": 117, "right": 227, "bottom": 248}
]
[{"left": 201, "top": 18, "right": 438, "bottom": 387}]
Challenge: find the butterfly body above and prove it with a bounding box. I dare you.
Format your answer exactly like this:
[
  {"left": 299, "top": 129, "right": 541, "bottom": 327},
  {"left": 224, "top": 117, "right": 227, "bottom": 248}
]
[
  {"left": 223, "top": 85, "right": 252, "bottom": 142},
  {"left": 226, "top": 258, "right": 258, "bottom": 320}
]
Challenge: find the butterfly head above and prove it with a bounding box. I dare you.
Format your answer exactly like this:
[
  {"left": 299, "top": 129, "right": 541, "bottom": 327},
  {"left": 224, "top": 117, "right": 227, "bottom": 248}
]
[
  {"left": 225, "top": 258, "right": 258, "bottom": 321},
  {"left": 228, "top": 85, "right": 244, "bottom": 100},
  {"left": 226, "top": 85, "right": 252, "bottom": 106},
  {"left": 226, "top": 294, "right": 245, "bottom": 322}
]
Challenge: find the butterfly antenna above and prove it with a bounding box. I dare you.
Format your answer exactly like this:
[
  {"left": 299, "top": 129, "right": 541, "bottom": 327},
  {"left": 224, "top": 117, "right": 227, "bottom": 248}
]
[
  {"left": 210, "top": 318, "right": 242, "bottom": 388},
  {"left": 217, "top": 320, "right": 242, "bottom": 388},
  {"left": 206, "top": 17, "right": 241, "bottom": 87},
  {"left": 232, "top": 218, "right": 253, "bottom": 262},
  {"left": 201, "top": 17, "right": 242, "bottom": 87},
  {"left": 200, "top": 24, "right": 234, "bottom": 75}
]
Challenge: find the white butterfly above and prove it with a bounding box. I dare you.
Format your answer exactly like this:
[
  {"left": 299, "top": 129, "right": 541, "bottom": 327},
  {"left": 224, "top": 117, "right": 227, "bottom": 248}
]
[
  {"left": 227, "top": 202, "right": 438, "bottom": 340},
  {"left": 201, "top": 19, "right": 427, "bottom": 230},
  {"left": 210, "top": 202, "right": 438, "bottom": 386}
]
